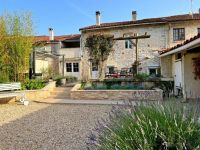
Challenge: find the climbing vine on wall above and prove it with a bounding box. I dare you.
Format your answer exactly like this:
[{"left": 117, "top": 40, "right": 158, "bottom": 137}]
[
  {"left": 85, "top": 34, "right": 114, "bottom": 80},
  {"left": 192, "top": 57, "right": 200, "bottom": 80}
]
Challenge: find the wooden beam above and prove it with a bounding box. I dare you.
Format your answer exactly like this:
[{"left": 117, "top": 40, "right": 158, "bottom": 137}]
[
  {"left": 114, "top": 34, "right": 151, "bottom": 75},
  {"left": 113, "top": 35, "right": 150, "bottom": 40}
]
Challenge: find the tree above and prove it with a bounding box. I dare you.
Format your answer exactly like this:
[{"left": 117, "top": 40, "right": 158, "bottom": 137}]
[
  {"left": 85, "top": 34, "right": 114, "bottom": 80},
  {"left": 0, "top": 12, "right": 33, "bottom": 82}
]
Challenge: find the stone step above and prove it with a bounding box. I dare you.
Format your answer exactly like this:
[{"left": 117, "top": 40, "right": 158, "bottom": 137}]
[
  {"left": 51, "top": 91, "right": 69, "bottom": 95},
  {"left": 49, "top": 87, "right": 72, "bottom": 99},
  {"left": 51, "top": 96, "right": 71, "bottom": 99},
  {"left": 53, "top": 89, "right": 71, "bottom": 92}
]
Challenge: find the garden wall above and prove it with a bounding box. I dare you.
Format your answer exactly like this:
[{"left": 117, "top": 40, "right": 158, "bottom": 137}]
[
  {"left": 0, "top": 81, "right": 56, "bottom": 104},
  {"left": 71, "top": 84, "right": 163, "bottom": 101},
  {"left": 24, "top": 81, "right": 56, "bottom": 101}
]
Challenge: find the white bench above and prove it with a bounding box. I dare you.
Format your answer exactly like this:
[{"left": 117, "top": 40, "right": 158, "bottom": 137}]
[{"left": 0, "top": 83, "right": 28, "bottom": 105}]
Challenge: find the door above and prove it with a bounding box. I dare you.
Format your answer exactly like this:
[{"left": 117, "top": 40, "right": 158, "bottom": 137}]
[
  {"left": 91, "top": 62, "right": 99, "bottom": 79},
  {"left": 174, "top": 61, "right": 182, "bottom": 88}
]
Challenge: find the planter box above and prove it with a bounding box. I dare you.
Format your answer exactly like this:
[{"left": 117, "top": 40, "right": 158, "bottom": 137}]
[
  {"left": 23, "top": 81, "right": 56, "bottom": 101},
  {"left": 71, "top": 84, "right": 163, "bottom": 101}
]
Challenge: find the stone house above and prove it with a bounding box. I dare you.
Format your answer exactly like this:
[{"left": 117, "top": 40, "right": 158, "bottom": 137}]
[
  {"left": 160, "top": 34, "right": 200, "bottom": 99},
  {"left": 33, "top": 29, "right": 81, "bottom": 79},
  {"left": 79, "top": 11, "right": 200, "bottom": 80}
]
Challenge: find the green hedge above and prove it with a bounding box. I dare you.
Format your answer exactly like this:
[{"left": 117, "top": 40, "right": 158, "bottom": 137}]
[{"left": 88, "top": 102, "right": 200, "bottom": 149}]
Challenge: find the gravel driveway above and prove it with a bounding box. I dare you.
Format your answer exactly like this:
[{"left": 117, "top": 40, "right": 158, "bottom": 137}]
[{"left": 0, "top": 102, "right": 112, "bottom": 150}]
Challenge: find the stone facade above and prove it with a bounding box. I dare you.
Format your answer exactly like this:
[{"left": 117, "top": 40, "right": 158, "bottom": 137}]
[
  {"left": 80, "top": 20, "right": 200, "bottom": 80},
  {"left": 71, "top": 84, "right": 163, "bottom": 101},
  {"left": 34, "top": 35, "right": 81, "bottom": 79}
]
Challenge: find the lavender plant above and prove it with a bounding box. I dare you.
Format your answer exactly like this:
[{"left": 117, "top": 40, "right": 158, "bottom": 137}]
[{"left": 87, "top": 101, "right": 200, "bottom": 150}]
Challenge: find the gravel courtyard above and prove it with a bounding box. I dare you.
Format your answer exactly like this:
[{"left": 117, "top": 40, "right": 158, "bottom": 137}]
[{"left": 0, "top": 102, "right": 112, "bottom": 150}]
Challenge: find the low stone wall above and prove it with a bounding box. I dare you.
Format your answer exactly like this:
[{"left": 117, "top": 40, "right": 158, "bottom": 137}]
[
  {"left": 0, "top": 81, "right": 56, "bottom": 104},
  {"left": 24, "top": 81, "right": 56, "bottom": 101},
  {"left": 71, "top": 84, "right": 163, "bottom": 101}
]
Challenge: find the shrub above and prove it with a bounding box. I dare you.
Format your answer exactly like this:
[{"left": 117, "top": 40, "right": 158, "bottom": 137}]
[
  {"left": 66, "top": 76, "right": 77, "bottom": 83},
  {"left": 54, "top": 75, "right": 77, "bottom": 87},
  {"left": 80, "top": 80, "right": 87, "bottom": 90},
  {"left": 54, "top": 76, "right": 65, "bottom": 87},
  {"left": 22, "top": 79, "right": 46, "bottom": 90},
  {"left": 88, "top": 102, "right": 200, "bottom": 149},
  {"left": 134, "top": 73, "right": 149, "bottom": 81}
]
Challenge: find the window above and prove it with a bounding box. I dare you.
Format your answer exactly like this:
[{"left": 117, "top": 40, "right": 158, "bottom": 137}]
[
  {"left": 73, "top": 63, "right": 79, "bottom": 72},
  {"left": 125, "top": 40, "right": 132, "bottom": 49},
  {"left": 198, "top": 28, "right": 200, "bottom": 34},
  {"left": 108, "top": 66, "right": 115, "bottom": 74},
  {"left": 148, "top": 67, "right": 160, "bottom": 77},
  {"left": 66, "top": 63, "right": 72, "bottom": 72},
  {"left": 124, "top": 34, "right": 133, "bottom": 49},
  {"left": 175, "top": 53, "right": 182, "bottom": 60},
  {"left": 149, "top": 68, "right": 157, "bottom": 76},
  {"left": 173, "top": 28, "right": 185, "bottom": 41},
  {"left": 92, "top": 62, "right": 98, "bottom": 71}
]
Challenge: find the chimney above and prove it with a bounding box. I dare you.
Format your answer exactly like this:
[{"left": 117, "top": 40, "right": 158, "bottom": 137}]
[
  {"left": 132, "top": 11, "right": 137, "bottom": 21},
  {"left": 96, "top": 11, "right": 101, "bottom": 25},
  {"left": 49, "top": 28, "right": 54, "bottom": 41}
]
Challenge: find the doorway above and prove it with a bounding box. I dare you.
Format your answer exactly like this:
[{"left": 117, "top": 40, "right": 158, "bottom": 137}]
[
  {"left": 91, "top": 62, "right": 99, "bottom": 79},
  {"left": 174, "top": 60, "right": 182, "bottom": 95}
]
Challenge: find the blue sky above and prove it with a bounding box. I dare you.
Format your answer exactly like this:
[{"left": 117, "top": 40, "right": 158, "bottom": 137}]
[{"left": 0, "top": 0, "right": 200, "bottom": 35}]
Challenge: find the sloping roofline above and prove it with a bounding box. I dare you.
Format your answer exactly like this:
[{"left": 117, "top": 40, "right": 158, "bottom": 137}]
[
  {"left": 160, "top": 34, "right": 200, "bottom": 57},
  {"left": 34, "top": 34, "right": 81, "bottom": 43},
  {"left": 80, "top": 13, "right": 200, "bottom": 31}
]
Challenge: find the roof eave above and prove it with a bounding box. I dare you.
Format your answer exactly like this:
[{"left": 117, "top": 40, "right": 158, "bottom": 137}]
[
  {"left": 80, "top": 22, "right": 167, "bottom": 32},
  {"left": 160, "top": 38, "right": 200, "bottom": 57},
  {"left": 80, "top": 19, "right": 200, "bottom": 32}
]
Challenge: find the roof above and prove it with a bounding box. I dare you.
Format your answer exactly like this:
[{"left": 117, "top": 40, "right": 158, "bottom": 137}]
[
  {"left": 80, "top": 13, "right": 200, "bottom": 31},
  {"left": 34, "top": 34, "right": 81, "bottom": 43},
  {"left": 159, "top": 34, "right": 200, "bottom": 55}
]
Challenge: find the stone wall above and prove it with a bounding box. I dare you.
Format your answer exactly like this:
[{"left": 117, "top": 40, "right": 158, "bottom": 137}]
[
  {"left": 24, "top": 81, "right": 56, "bottom": 101},
  {"left": 80, "top": 20, "right": 200, "bottom": 80},
  {"left": 0, "top": 81, "right": 56, "bottom": 104},
  {"left": 71, "top": 84, "right": 163, "bottom": 101},
  {"left": 81, "top": 24, "right": 167, "bottom": 80},
  {"left": 169, "top": 21, "right": 200, "bottom": 47}
]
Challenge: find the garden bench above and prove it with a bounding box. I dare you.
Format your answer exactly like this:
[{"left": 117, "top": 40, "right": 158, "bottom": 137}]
[{"left": 0, "top": 83, "right": 28, "bottom": 105}]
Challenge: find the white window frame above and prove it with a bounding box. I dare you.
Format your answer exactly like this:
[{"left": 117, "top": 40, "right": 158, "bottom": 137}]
[
  {"left": 73, "top": 63, "right": 79, "bottom": 72},
  {"left": 124, "top": 34, "right": 133, "bottom": 49},
  {"left": 66, "top": 62, "right": 79, "bottom": 73},
  {"left": 66, "top": 63, "right": 72, "bottom": 72}
]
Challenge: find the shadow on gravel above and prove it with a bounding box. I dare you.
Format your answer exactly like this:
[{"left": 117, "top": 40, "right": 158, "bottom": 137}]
[{"left": 0, "top": 103, "right": 111, "bottom": 150}]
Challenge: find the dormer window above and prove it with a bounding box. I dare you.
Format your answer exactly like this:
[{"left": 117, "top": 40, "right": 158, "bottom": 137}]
[{"left": 173, "top": 28, "right": 185, "bottom": 41}]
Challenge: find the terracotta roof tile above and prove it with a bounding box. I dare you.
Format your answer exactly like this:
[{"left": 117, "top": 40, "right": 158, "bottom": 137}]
[
  {"left": 159, "top": 34, "right": 200, "bottom": 55},
  {"left": 80, "top": 13, "right": 200, "bottom": 31},
  {"left": 34, "top": 34, "right": 80, "bottom": 43}
]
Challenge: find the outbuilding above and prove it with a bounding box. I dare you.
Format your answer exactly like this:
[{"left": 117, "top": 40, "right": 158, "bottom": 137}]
[{"left": 160, "top": 34, "right": 200, "bottom": 99}]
